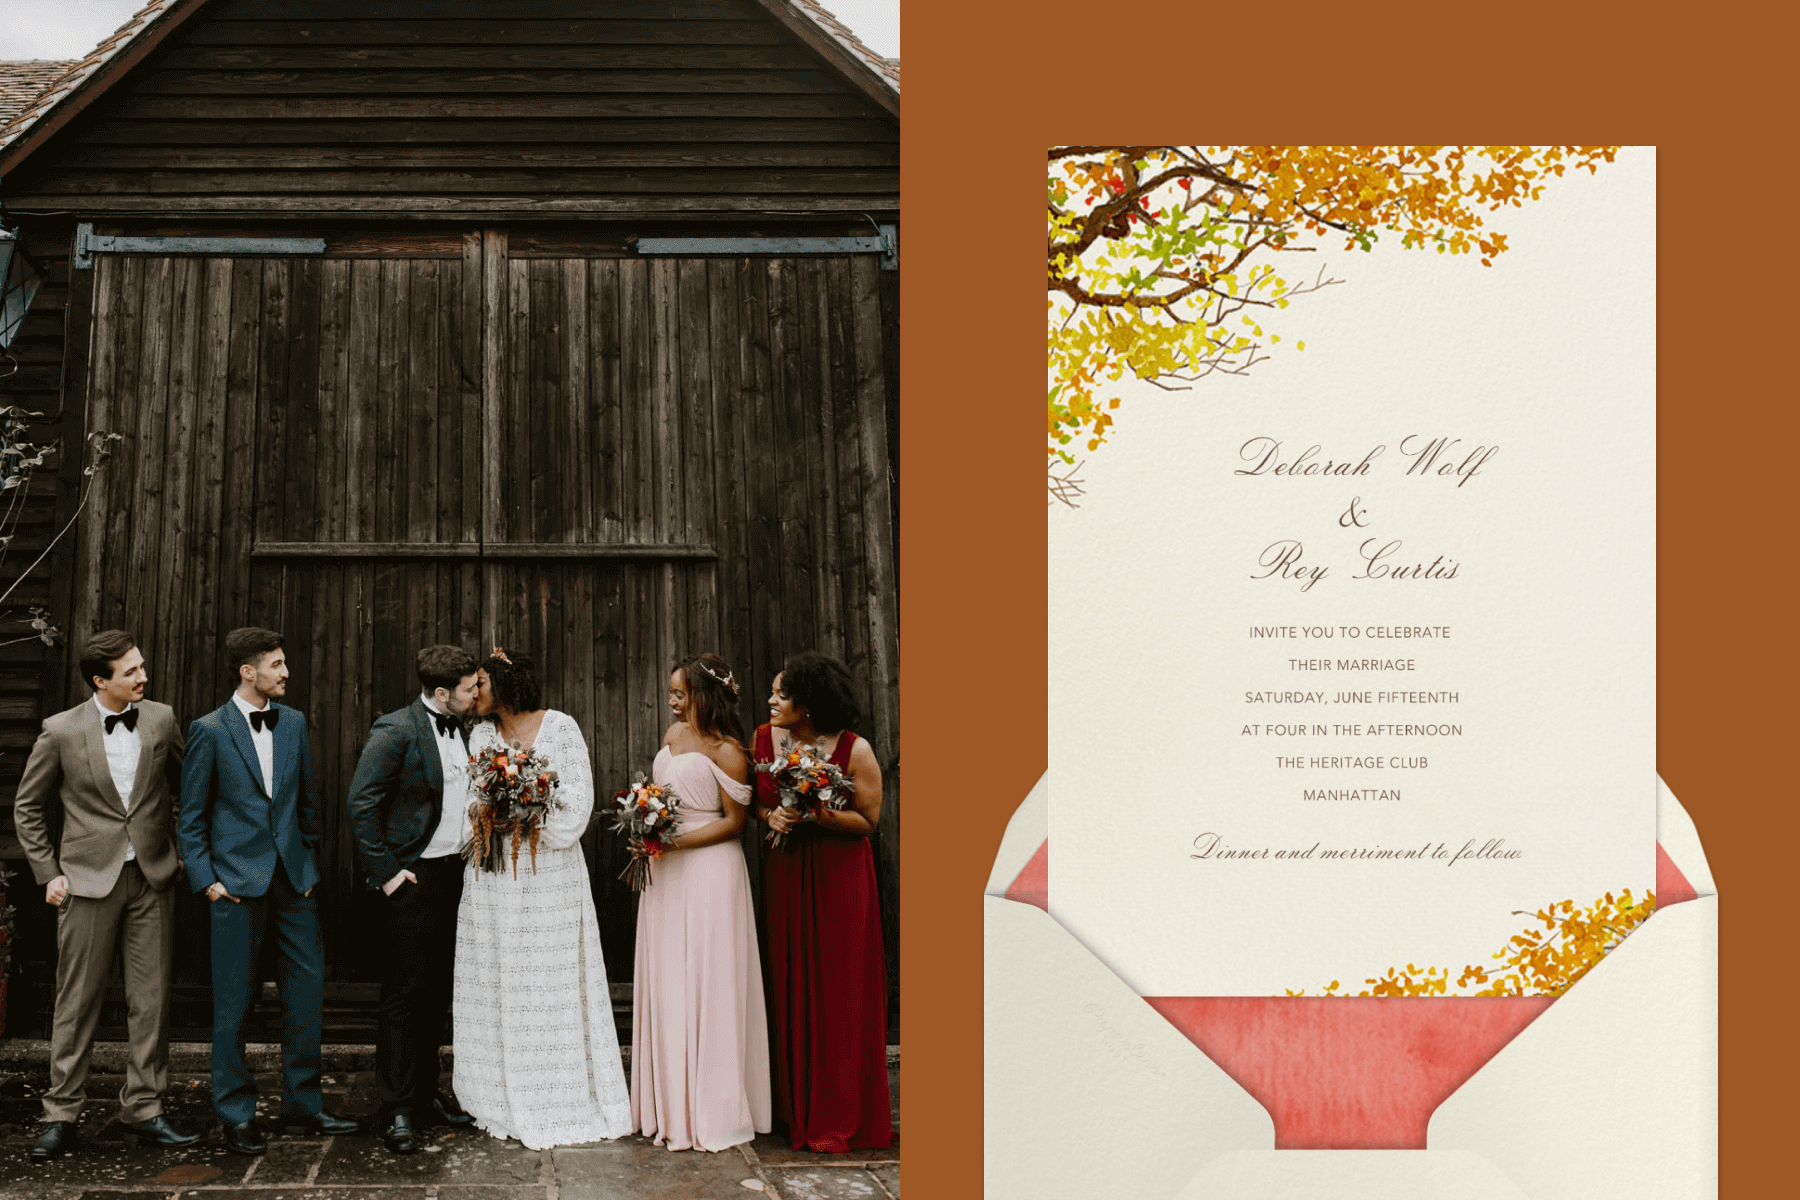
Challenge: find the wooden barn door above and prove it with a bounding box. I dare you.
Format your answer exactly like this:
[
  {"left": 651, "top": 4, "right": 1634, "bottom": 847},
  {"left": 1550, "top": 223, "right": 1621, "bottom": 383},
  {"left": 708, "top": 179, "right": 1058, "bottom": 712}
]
[
  {"left": 67, "top": 233, "right": 897, "bottom": 1034},
  {"left": 482, "top": 246, "right": 898, "bottom": 993},
  {"left": 68, "top": 244, "right": 489, "bottom": 1019},
  {"left": 244, "top": 245, "right": 487, "bottom": 984}
]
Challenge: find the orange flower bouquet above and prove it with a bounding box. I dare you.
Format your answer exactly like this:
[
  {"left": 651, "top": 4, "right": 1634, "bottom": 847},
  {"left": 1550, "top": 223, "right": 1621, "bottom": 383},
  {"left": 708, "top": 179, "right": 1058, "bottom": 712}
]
[
  {"left": 610, "top": 772, "right": 684, "bottom": 892},
  {"left": 463, "top": 742, "right": 564, "bottom": 878},
  {"left": 757, "top": 741, "right": 853, "bottom": 849}
]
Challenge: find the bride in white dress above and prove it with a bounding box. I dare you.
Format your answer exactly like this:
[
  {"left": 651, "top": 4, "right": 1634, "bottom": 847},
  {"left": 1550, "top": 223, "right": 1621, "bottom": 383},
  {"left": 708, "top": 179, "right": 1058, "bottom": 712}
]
[{"left": 451, "top": 650, "right": 632, "bottom": 1149}]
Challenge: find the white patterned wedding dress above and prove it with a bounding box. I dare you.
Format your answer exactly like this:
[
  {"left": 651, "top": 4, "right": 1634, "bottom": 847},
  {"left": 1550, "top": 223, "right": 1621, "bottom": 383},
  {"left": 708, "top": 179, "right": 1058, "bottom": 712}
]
[{"left": 452, "top": 711, "right": 632, "bottom": 1148}]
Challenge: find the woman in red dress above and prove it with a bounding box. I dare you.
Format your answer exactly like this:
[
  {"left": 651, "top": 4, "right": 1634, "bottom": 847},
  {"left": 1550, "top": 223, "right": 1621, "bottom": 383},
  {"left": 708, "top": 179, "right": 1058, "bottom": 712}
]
[{"left": 753, "top": 651, "right": 891, "bottom": 1152}]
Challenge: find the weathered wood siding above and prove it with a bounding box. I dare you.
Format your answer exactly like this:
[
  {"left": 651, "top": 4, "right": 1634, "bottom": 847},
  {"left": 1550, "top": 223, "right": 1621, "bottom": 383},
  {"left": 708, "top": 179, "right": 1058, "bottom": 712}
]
[
  {"left": 0, "top": 228, "right": 69, "bottom": 789},
  {"left": 0, "top": 228, "right": 79, "bottom": 1027},
  {"left": 37, "top": 236, "right": 897, "bottom": 1016},
  {"left": 3, "top": 0, "right": 898, "bottom": 219}
]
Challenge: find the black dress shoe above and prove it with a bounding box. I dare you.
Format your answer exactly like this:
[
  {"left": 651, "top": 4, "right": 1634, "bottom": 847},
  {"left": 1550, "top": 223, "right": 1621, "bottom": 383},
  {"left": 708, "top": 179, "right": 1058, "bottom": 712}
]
[
  {"left": 119, "top": 1115, "right": 199, "bottom": 1147},
  {"left": 281, "top": 1109, "right": 361, "bottom": 1136},
  {"left": 29, "top": 1121, "right": 75, "bottom": 1162},
  {"left": 221, "top": 1120, "right": 266, "bottom": 1156},
  {"left": 431, "top": 1093, "right": 476, "bottom": 1129},
  {"left": 381, "top": 1111, "right": 418, "bottom": 1155}
]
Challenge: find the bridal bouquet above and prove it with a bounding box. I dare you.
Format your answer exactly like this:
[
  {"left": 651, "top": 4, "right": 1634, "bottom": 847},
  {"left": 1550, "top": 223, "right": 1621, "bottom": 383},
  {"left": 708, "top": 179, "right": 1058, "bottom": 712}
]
[
  {"left": 757, "top": 741, "right": 853, "bottom": 849},
  {"left": 464, "top": 742, "right": 564, "bottom": 878},
  {"left": 610, "top": 772, "right": 683, "bottom": 892}
]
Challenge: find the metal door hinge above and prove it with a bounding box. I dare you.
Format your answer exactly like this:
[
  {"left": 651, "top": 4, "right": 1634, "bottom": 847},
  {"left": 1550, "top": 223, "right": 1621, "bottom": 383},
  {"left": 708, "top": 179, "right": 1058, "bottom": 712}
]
[
  {"left": 75, "top": 223, "right": 327, "bottom": 269},
  {"left": 635, "top": 224, "right": 896, "bottom": 270}
]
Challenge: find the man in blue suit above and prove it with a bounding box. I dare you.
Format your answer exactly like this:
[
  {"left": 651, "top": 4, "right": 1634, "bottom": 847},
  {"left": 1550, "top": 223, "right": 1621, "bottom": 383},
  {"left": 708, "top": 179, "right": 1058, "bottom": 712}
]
[{"left": 178, "top": 627, "right": 358, "bottom": 1155}]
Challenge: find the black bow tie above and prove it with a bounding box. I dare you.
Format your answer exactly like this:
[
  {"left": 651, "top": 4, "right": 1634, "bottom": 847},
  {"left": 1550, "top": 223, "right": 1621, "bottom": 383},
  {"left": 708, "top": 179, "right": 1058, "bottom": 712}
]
[
  {"left": 104, "top": 708, "right": 138, "bottom": 734},
  {"left": 248, "top": 707, "right": 279, "bottom": 733},
  {"left": 432, "top": 712, "right": 461, "bottom": 739}
]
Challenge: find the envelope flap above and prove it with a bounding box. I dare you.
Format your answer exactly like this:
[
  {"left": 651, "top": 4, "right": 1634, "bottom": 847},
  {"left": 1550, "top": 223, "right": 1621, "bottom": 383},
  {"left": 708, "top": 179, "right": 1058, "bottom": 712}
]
[
  {"left": 986, "top": 894, "right": 1273, "bottom": 1199},
  {"left": 1427, "top": 894, "right": 1717, "bottom": 1199},
  {"left": 986, "top": 772, "right": 1047, "bottom": 896},
  {"left": 1658, "top": 775, "right": 1716, "bottom": 895},
  {"left": 986, "top": 773, "right": 1715, "bottom": 1190},
  {"left": 1176, "top": 1149, "right": 1533, "bottom": 1200}
]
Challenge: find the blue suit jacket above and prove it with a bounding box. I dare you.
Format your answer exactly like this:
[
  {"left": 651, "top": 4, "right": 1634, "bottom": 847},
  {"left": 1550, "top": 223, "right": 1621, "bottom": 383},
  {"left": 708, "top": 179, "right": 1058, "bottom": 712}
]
[{"left": 177, "top": 698, "right": 320, "bottom": 898}]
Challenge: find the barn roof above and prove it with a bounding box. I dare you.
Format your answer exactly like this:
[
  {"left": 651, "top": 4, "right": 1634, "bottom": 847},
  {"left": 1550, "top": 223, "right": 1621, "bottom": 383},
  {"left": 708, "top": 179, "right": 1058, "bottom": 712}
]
[
  {"left": 790, "top": 0, "right": 900, "bottom": 89},
  {"left": 0, "top": 0, "right": 898, "bottom": 176},
  {"left": 0, "top": 60, "right": 78, "bottom": 127},
  {"left": 0, "top": 1, "right": 195, "bottom": 162}
]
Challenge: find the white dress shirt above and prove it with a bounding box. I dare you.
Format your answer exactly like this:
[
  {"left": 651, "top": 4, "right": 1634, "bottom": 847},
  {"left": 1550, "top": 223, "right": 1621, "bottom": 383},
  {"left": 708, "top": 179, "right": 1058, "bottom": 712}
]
[
  {"left": 94, "top": 694, "right": 140, "bottom": 862},
  {"left": 230, "top": 691, "right": 278, "bottom": 797},
  {"left": 419, "top": 695, "right": 470, "bottom": 859}
]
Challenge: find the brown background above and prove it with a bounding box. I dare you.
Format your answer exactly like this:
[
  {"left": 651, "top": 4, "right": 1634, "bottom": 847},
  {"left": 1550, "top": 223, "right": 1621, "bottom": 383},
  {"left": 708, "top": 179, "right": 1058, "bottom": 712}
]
[{"left": 900, "top": 5, "right": 1799, "bottom": 1196}]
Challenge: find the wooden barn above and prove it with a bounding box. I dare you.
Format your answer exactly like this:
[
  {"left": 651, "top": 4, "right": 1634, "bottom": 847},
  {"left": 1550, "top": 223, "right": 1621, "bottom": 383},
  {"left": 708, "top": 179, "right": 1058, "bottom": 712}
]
[{"left": 0, "top": 0, "right": 899, "bottom": 1042}]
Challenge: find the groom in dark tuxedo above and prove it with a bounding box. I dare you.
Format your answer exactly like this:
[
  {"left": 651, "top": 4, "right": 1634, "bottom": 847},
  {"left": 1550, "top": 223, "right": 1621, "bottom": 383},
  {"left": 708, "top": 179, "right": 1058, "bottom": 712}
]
[
  {"left": 178, "top": 627, "right": 357, "bottom": 1155},
  {"left": 346, "top": 645, "right": 482, "bottom": 1154}
]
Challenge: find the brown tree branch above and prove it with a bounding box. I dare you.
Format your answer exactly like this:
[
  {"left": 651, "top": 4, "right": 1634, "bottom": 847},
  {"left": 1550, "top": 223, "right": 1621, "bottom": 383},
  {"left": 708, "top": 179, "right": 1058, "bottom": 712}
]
[
  {"left": 1049, "top": 146, "right": 1159, "bottom": 161},
  {"left": 1049, "top": 153, "right": 1263, "bottom": 268},
  {"left": 1047, "top": 460, "right": 1087, "bottom": 508}
]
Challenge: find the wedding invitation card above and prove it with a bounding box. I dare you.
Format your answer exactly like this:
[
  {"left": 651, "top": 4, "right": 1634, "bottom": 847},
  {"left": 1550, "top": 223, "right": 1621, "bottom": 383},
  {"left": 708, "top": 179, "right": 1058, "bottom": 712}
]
[{"left": 1048, "top": 147, "right": 1656, "bottom": 996}]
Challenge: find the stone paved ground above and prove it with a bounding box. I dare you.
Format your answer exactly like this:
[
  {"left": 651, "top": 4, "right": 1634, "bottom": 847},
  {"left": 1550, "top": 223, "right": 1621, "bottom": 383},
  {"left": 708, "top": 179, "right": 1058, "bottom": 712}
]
[{"left": 0, "top": 1067, "right": 899, "bottom": 1200}]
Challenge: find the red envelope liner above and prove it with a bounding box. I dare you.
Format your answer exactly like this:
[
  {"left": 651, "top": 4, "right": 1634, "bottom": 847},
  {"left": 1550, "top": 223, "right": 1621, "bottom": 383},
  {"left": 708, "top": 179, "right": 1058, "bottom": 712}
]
[
  {"left": 1004, "top": 838, "right": 1049, "bottom": 910},
  {"left": 1005, "top": 836, "right": 1698, "bottom": 1149}
]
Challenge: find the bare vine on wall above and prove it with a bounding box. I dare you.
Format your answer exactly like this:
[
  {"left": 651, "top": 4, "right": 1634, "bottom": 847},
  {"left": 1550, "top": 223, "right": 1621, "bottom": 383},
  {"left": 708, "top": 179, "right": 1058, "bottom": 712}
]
[{"left": 0, "top": 409, "right": 123, "bottom": 650}]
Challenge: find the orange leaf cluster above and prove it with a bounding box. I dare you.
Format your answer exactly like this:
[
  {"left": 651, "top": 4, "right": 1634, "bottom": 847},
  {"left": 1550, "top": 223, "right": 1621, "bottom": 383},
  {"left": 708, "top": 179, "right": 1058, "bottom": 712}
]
[
  {"left": 1047, "top": 146, "right": 1620, "bottom": 497},
  {"left": 1285, "top": 887, "right": 1657, "bottom": 998}
]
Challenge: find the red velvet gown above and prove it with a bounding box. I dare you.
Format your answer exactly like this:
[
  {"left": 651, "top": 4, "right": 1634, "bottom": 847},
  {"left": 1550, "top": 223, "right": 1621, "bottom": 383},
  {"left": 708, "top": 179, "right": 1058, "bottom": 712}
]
[{"left": 755, "top": 724, "right": 893, "bottom": 1151}]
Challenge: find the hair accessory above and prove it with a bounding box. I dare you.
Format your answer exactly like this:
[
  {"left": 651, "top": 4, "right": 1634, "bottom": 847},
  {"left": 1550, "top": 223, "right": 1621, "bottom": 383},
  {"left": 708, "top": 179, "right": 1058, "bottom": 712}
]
[
  {"left": 696, "top": 659, "right": 739, "bottom": 697},
  {"left": 491, "top": 646, "right": 512, "bottom": 665}
]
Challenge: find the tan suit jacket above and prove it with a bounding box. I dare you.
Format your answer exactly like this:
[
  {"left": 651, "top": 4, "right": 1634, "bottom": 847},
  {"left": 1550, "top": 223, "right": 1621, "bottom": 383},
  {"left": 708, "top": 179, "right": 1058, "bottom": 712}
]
[{"left": 14, "top": 697, "right": 186, "bottom": 898}]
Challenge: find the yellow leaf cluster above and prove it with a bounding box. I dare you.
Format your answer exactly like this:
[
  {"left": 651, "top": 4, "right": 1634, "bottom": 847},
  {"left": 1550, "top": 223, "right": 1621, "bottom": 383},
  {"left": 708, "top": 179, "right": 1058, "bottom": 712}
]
[
  {"left": 1283, "top": 887, "right": 1658, "bottom": 998},
  {"left": 1048, "top": 146, "right": 1619, "bottom": 494}
]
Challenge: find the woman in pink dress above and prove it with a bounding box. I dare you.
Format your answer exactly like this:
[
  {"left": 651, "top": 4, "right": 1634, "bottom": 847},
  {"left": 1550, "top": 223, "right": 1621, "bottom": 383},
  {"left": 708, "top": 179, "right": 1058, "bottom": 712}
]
[{"left": 630, "top": 653, "right": 771, "bottom": 1151}]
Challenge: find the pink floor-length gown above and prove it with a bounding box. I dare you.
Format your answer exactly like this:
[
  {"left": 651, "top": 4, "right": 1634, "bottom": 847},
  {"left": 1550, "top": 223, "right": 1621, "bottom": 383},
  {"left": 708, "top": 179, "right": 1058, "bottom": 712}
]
[{"left": 630, "top": 747, "right": 772, "bottom": 1151}]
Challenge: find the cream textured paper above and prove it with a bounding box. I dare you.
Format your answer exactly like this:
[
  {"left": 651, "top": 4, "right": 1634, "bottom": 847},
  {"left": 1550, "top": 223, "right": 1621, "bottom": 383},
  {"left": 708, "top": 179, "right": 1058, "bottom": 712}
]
[{"left": 1049, "top": 147, "right": 1657, "bottom": 996}]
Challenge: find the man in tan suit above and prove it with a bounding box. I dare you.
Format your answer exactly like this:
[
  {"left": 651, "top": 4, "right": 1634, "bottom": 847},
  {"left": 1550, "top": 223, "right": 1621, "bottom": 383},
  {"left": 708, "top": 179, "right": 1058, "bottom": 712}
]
[{"left": 13, "top": 630, "right": 199, "bottom": 1161}]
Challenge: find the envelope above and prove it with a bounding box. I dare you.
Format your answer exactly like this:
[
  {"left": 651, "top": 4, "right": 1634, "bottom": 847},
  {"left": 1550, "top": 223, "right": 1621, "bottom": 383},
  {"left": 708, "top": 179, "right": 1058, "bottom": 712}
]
[{"left": 985, "top": 774, "right": 1716, "bottom": 1199}]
